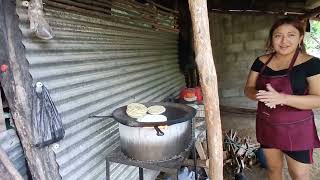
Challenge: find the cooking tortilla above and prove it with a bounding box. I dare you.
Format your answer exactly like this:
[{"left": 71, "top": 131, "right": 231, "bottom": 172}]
[
  {"left": 147, "top": 105, "right": 166, "bottom": 115},
  {"left": 126, "top": 103, "right": 148, "bottom": 118}
]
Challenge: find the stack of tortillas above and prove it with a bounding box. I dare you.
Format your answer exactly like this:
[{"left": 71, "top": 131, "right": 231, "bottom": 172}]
[
  {"left": 126, "top": 103, "right": 148, "bottom": 118},
  {"left": 126, "top": 103, "right": 167, "bottom": 122}
]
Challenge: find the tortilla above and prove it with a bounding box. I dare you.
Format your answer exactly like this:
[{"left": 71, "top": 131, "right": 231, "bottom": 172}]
[
  {"left": 126, "top": 103, "right": 148, "bottom": 118},
  {"left": 147, "top": 105, "right": 166, "bottom": 115},
  {"left": 137, "top": 114, "right": 167, "bottom": 122}
]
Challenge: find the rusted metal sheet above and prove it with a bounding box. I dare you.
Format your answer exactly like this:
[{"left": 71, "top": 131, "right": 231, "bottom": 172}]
[{"left": 16, "top": 0, "right": 182, "bottom": 179}]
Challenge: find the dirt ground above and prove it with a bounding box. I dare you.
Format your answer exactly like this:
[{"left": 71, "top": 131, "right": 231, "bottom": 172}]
[{"left": 220, "top": 109, "right": 320, "bottom": 180}]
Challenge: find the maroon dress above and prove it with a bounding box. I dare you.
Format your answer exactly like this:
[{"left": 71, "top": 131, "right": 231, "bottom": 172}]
[{"left": 255, "top": 50, "right": 320, "bottom": 151}]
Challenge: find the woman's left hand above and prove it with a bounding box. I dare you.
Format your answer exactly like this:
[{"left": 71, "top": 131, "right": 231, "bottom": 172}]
[{"left": 256, "top": 84, "right": 287, "bottom": 108}]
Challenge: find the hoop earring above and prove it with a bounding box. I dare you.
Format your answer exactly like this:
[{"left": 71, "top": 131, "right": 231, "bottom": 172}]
[
  {"left": 270, "top": 47, "right": 275, "bottom": 53},
  {"left": 298, "top": 43, "right": 301, "bottom": 49}
]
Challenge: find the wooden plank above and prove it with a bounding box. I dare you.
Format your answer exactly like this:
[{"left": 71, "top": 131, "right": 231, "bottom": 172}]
[
  {"left": 0, "top": 0, "right": 61, "bottom": 179},
  {"left": 202, "top": 141, "right": 208, "bottom": 159},
  {"left": 195, "top": 141, "right": 209, "bottom": 175},
  {"left": 183, "top": 158, "right": 209, "bottom": 168},
  {"left": 188, "top": 0, "right": 223, "bottom": 179},
  {"left": 195, "top": 141, "right": 207, "bottom": 160},
  {"left": 210, "top": 7, "right": 306, "bottom": 16},
  {"left": 0, "top": 146, "right": 23, "bottom": 180}
]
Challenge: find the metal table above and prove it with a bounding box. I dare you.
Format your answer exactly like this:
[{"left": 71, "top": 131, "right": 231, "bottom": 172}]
[{"left": 106, "top": 142, "right": 194, "bottom": 180}]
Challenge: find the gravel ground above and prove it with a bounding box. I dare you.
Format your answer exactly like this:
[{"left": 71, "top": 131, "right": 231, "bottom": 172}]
[{"left": 221, "top": 109, "right": 320, "bottom": 180}]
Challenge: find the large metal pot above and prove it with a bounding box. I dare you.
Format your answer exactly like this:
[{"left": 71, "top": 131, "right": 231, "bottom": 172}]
[
  {"left": 112, "top": 102, "right": 196, "bottom": 161},
  {"left": 119, "top": 120, "right": 192, "bottom": 161}
]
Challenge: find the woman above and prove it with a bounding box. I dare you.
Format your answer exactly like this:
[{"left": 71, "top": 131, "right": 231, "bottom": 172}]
[{"left": 244, "top": 17, "right": 320, "bottom": 180}]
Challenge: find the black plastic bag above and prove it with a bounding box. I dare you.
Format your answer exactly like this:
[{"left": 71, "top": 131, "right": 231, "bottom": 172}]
[{"left": 31, "top": 82, "right": 65, "bottom": 147}]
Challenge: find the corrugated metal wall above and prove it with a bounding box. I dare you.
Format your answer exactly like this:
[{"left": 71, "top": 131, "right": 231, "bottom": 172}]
[
  {"left": 0, "top": 129, "right": 28, "bottom": 179},
  {"left": 16, "top": 0, "right": 183, "bottom": 179}
]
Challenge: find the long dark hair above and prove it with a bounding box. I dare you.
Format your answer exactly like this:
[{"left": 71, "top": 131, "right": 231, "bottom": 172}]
[{"left": 266, "top": 17, "right": 305, "bottom": 52}]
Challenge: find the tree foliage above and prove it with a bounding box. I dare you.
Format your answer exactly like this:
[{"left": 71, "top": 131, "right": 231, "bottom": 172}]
[
  {"left": 311, "top": 20, "right": 320, "bottom": 34},
  {"left": 305, "top": 20, "right": 320, "bottom": 51}
]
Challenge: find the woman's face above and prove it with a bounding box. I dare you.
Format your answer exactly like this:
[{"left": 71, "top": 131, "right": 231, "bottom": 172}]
[{"left": 272, "top": 24, "right": 303, "bottom": 55}]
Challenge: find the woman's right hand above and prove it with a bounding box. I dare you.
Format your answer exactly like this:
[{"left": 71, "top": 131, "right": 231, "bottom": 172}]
[
  {"left": 244, "top": 71, "right": 259, "bottom": 101},
  {"left": 256, "top": 84, "right": 288, "bottom": 109}
]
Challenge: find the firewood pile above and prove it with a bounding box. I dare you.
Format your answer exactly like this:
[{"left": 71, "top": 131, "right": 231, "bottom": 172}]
[{"left": 223, "top": 129, "right": 260, "bottom": 179}]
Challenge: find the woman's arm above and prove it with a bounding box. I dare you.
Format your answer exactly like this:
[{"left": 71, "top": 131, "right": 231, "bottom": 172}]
[
  {"left": 282, "top": 74, "right": 320, "bottom": 109},
  {"left": 244, "top": 70, "right": 259, "bottom": 101},
  {"left": 256, "top": 74, "right": 320, "bottom": 110}
]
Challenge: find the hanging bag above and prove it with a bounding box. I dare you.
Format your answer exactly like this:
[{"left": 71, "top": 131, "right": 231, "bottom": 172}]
[{"left": 31, "top": 82, "right": 65, "bottom": 147}]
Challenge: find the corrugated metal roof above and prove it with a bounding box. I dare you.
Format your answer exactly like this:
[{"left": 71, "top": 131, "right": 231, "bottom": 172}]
[
  {"left": 16, "top": 0, "right": 183, "bottom": 179},
  {"left": 0, "top": 129, "right": 28, "bottom": 179}
]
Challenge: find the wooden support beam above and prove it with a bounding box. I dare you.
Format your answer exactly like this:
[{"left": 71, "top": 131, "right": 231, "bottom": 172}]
[
  {"left": 0, "top": 146, "right": 24, "bottom": 180},
  {"left": 211, "top": 8, "right": 304, "bottom": 16},
  {"left": 300, "top": 6, "right": 320, "bottom": 20},
  {"left": 146, "top": 0, "right": 179, "bottom": 14},
  {"left": 306, "top": 0, "right": 320, "bottom": 9},
  {"left": 0, "top": 0, "right": 61, "bottom": 179},
  {"left": 188, "top": 0, "right": 223, "bottom": 179},
  {"left": 311, "top": 17, "right": 320, "bottom": 21}
]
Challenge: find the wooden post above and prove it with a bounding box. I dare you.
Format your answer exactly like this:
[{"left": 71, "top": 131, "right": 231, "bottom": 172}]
[
  {"left": 188, "top": 0, "right": 223, "bottom": 179},
  {"left": 0, "top": 0, "right": 61, "bottom": 179},
  {"left": 0, "top": 0, "right": 6, "bottom": 133}
]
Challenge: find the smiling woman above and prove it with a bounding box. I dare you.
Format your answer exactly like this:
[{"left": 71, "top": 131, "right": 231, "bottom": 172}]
[
  {"left": 266, "top": 18, "right": 306, "bottom": 54},
  {"left": 244, "top": 17, "right": 320, "bottom": 180},
  {"left": 271, "top": 24, "right": 303, "bottom": 55}
]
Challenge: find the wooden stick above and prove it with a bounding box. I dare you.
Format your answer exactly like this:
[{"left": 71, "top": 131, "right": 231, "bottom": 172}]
[
  {"left": 188, "top": 0, "right": 223, "bottom": 179},
  {"left": 183, "top": 158, "right": 209, "bottom": 168},
  {"left": 195, "top": 141, "right": 209, "bottom": 175},
  {"left": 0, "top": 146, "right": 24, "bottom": 180},
  {"left": 0, "top": 90, "right": 5, "bottom": 132}
]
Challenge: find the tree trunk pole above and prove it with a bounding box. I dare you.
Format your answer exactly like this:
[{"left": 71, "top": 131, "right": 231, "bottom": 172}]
[
  {"left": 188, "top": 0, "right": 223, "bottom": 179},
  {"left": 0, "top": 0, "right": 61, "bottom": 179}
]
